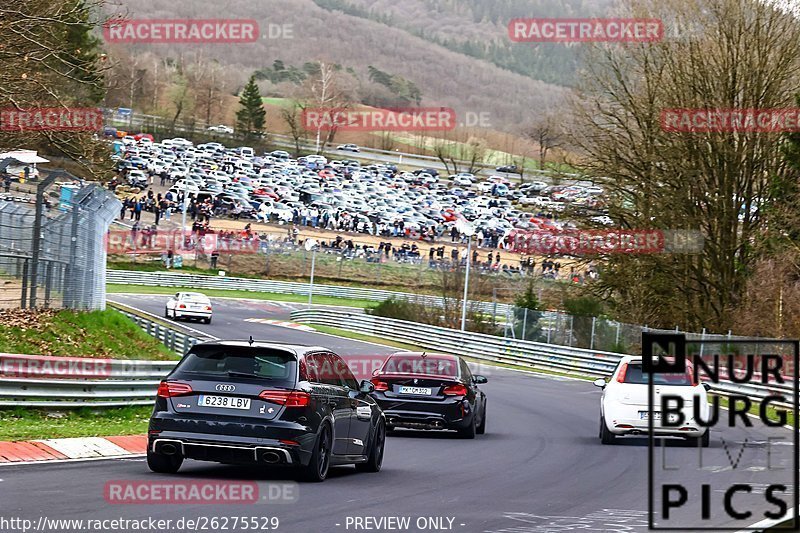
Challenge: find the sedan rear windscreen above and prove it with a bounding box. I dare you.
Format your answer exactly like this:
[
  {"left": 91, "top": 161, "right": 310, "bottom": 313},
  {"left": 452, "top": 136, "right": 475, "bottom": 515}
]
[
  {"left": 622, "top": 363, "right": 694, "bottom": 386},
  {"left": 175, "top": 345, "right": 297, "bottom": 383},
  {"left": 380, "top": 355, "right": 459, "bottom": 378}
]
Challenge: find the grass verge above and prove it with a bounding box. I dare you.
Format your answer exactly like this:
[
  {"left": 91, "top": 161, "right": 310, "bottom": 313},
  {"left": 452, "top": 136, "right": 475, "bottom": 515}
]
[
  {"left": 0, "top": 406, "right": 152, "bottom": 441},
  {"left": 0, "top": 309, "right": 174, "bottom": 360},
  {"left": 107, "top": 283, "right": 375, "bottom": 308}
]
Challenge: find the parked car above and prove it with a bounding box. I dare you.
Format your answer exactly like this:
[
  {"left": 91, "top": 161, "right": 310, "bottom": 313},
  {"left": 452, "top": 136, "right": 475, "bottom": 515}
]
[
  {"left": 207, "top": 125, "right": 234, "bottom": 134},
  {"left": 496, "top": 164, "right": 522, "bottom": 174}
]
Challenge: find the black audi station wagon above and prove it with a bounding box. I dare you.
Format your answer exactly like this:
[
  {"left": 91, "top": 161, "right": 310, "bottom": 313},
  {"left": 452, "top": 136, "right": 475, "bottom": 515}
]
[{"left": 147, "top": 340, "right": 386, "bottom": 481}]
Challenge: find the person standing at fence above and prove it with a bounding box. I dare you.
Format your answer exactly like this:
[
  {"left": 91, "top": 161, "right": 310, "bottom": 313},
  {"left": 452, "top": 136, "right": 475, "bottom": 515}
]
[
  {"left": 3, "top": 174, "right": 10, "bottom": 193},
  {"left": 210, "top": 248, "right": 219, "bottom": 269},
  {"left": 133, "top": 198, "right": 142, "bottom": 221}
]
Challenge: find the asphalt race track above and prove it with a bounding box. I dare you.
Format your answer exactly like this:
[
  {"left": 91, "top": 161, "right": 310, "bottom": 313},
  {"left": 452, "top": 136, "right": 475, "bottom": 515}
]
[{"left": 3, "top": 294, "right": 794, "bottom": 533}]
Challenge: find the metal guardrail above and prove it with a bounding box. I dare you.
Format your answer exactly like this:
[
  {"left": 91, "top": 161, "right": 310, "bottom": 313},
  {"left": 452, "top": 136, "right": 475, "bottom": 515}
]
[
  {"left": 290, "top": 309, "right": 795, "bottom": 409},
  {"left": 292, "top": 308, "right": 621, "bottom": 378},
  {"left": 106, "top": 270, "right": 514, "bottom": 316},
  {"left": 0, "top": 306, "right": 201, "bottom": 408}
]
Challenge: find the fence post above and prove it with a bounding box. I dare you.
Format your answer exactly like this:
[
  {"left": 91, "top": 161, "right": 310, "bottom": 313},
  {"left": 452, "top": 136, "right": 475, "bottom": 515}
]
[
  {"left": 20, "top": 259, "right": 29, "bottom": 309},
  {"left": 699, "top": 328, "right": 706, "bottom": 357},
  {"left": 522, "top": 307, "right": 528, "bottom": 340},
  {"left": 590, "top": 316, "right": 596, "bottom": 350},
  {"left": 568, "top": 315, "right": 574, "bottom": 346},
  {"left": 615, "top": 323, "right": 620, "bottom": 346}
]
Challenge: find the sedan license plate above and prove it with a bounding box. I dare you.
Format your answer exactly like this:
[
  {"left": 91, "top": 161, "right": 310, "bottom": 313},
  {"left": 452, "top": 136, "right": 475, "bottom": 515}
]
[
  {"left": 398, "top": 386, "right": 432, "bottom": 395},
  {"left": 639, "top": 411, "right": 661, "bottom": 420},
  {"left": 198, "top": 395, "right": 251, "bottom": 410}
]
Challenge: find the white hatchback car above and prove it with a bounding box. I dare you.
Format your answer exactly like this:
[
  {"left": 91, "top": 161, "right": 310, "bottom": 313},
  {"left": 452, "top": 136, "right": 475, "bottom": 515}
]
[
  {"left": 165, "top": 292, "right": 213, "bottom": 324},
  {"left": 595, "top": 355, "right": 710, "bottom": 446}
]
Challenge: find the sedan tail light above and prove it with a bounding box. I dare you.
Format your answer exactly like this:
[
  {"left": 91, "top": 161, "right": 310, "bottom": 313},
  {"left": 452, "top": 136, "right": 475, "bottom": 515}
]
[
  {"left": 157, "top": 381, "right": 193, "bottom": 398},
  {"left": 443, "top": 383, "right": 468, "bottom": 396},
  {"left": 370, "top": 378, "right": 389, "bottom": 391},
  {"left": 204, "top": 305, "right": 212, "bottom": 311},
  {"left": 259, "top": 390, "right": 310, "bottom": 407},
  {"left": 178, "top": 304, "right": 186, "bottom": 309}
]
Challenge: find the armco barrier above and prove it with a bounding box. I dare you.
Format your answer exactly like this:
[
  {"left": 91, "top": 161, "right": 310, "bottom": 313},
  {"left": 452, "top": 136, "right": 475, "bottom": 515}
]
[
  {"left": 290, "top": 309, "right": 795, "bottom": 409},
  {"left": 0, "top": 306, "right": 199, "bottom": 408},
  {"left": 0, "top": 354, "right": 177, "bottom": 408},
  {"left": 291, "top": 308, "right": 621, "bottom": 377},
  {"left": 106, "top": 270, "right": 514, "bottom": 316}
]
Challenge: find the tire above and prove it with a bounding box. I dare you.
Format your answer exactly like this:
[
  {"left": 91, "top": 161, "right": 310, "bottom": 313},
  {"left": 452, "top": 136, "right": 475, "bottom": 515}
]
[
  {"left": 205, "top": 317, "right": 212, "bottom": 324},
  {"left": 299, "top": 425, "right": 331, "bottom": 482},
  {"left": 457, "top": 413, "right": 476, "bottom": 439},
  {"left": 476, "top": 403, "right": 487, "bottom": 435},
  {"left": 356, "top": 420, "right": 385, "bottom": 473},
  {"left": 147, "top": 450, "right": 183, "bottom": 473},
  {"left": 164, "top": 307, "right": 169, "bottom": 319},
  {"left": 600, "top": 416, "right": 616, "bottom": 444}
]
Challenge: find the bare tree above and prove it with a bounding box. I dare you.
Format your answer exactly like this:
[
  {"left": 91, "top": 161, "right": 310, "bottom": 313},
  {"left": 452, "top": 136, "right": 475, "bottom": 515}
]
[
  {"left": 526, "top": 113, "right": 564, "bottom": 171},
  {"left": 304, "top": 62, "right": 351, "bottom": 154},
  {"left": 281, "top": 100, "right": 308, "bottom": 156},
  {"left": 569, "top": 0, "right": 800, "bottom": 331}
]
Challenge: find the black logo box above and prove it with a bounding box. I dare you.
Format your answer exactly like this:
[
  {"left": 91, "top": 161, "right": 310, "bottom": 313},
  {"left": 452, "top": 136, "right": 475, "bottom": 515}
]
[{"left": 642, "top": 333, "right": 799, "bottom": 531}]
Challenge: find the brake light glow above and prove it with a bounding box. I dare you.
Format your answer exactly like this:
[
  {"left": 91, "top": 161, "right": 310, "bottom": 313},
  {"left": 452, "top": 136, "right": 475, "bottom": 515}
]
[
  {"left": 178, "top": 304, "right": 186, "bottom": 309},
  {"left": 258, "top": 390, "right": 310, "bottom": 407},
  {"left": 156, "top": 381, "right": 193, "bottom": 398},
  {"left": 370, "top": 378, "right": 389, "bottom": 391},
  {"left": 616, "top": 363, "right": 628, "bottom": 383},
  {"left": 443, "top": 384, "right": 468, "bottom": 396}
]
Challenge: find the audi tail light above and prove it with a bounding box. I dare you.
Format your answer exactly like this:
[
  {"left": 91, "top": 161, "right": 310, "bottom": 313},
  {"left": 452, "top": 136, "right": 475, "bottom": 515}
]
[
  {"left": 259, "top": 390, "right": 310, "bottom": 407},
  {"left": 157, "top": 381, "right": 193, "bottom": 398}
]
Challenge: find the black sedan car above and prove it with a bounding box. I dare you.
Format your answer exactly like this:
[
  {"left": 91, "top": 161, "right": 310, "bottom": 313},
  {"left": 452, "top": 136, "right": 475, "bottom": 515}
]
[
  {"left": 148, "top": 341, "right": 386, "bottom": 481},
  {"left": 369, "top": 352, "right": 487, "bottom": 438}
]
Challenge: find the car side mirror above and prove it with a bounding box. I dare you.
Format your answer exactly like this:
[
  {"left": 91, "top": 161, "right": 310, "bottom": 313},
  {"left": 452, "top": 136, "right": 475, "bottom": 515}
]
[
  {"left": 702, "top": 382, "right": 711, "bottom": 391},
  {"left": 593, "top": 378, "right": 606, "bottom": 388},
  {"left": 473, "top": 375, "right": 488, "bottom": 384},
  {"left": 359, "top": 380, "right": 375, "bottom": 394}
]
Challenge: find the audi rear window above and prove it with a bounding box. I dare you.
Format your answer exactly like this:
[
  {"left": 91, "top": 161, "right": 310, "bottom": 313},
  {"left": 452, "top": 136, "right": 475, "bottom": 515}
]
[
  {"left": 380, "top": 355, "right": 459, "bottom": 377},
  {"left": 621, "top": 363, "right": 694, "bottom": 386},
  {"left": 174, "top": 345, "right": 297, "bottom": 384}
]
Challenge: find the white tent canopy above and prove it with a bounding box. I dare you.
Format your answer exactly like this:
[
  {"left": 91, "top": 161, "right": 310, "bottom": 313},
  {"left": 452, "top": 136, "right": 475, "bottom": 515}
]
[{"left": 0, "top": 150, "right": 49, "bottom": 164}]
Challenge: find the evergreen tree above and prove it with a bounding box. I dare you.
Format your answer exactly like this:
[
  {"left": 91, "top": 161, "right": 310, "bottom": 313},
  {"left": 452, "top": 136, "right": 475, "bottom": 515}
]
[
  {"left": 236, "top": 75, "right": 266, "bottom": 137},
  {"left": 54, "top": 0, "right": 106, "bottom": 103}
]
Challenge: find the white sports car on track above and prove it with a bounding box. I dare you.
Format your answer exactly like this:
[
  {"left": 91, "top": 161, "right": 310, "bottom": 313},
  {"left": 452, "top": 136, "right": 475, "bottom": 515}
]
[{"left": 165, "top": 292, "right": 213, "bottom": 324}]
